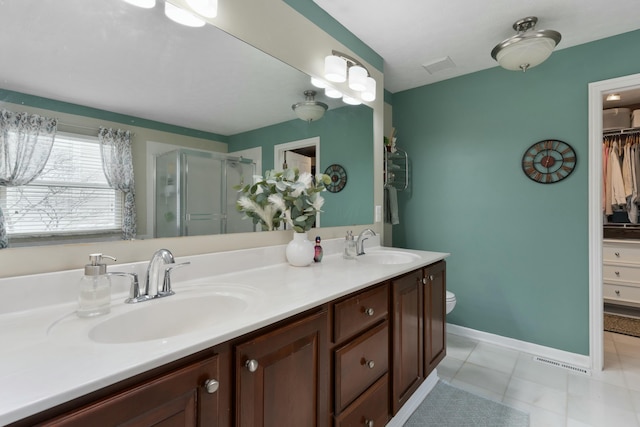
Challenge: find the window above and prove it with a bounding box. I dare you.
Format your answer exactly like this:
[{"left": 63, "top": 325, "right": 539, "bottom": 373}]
[{"left": 1, "top": 132, "right": 122, "bottom": 238}]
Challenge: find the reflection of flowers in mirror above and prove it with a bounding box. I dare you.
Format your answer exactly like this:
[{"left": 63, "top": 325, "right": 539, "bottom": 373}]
[{"left": 235, "top": 169, "right": 331, "bottom": 232}]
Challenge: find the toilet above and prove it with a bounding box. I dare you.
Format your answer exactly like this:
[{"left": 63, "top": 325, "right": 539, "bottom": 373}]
[{"left": 446, "top": 291, "right": 457, "bottom": 314}]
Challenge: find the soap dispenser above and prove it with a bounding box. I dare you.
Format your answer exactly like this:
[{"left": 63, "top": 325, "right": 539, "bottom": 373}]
[
  {"left": 77, "top": 253, "right": 116, "bottom": 318},
  {"left": 343, "top": 231, "right": 356, "bottom": 259}
]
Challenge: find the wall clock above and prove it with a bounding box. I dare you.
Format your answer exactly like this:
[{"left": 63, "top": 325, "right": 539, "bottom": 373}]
[
  {"left": 521, "top": 139, "right": 577, "bottom": 184},
  {"left": 324, "top": 164, "right": 347, "bottom": 193}
]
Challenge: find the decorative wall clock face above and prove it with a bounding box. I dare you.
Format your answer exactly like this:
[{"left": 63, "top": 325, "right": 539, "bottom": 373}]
[
  {"left": 521, "top": 139, "right": 577, "bottom": 184},
  {"left": 324, "top": 164, "right": 347, "bottom": 193}
]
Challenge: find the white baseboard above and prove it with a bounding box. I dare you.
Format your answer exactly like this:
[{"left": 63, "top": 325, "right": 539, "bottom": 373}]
[
  {"left": 385, "top": 370, "right": 439, "bottom": 427},
  {"left": 447, "top": 323, "right": 591, "bottom": 373}
]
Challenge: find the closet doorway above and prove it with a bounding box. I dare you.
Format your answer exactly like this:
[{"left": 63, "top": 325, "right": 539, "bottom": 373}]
[{"left": 588, "top": 72, "right": 640, "bottom": 372}]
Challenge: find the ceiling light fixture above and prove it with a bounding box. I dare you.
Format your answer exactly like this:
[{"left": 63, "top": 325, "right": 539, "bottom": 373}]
[
  {"left": 123, "top": 0, "right": 156, "bottom": 8},
  {"left": 606, "top": 93, "right": 621, "bottom": 101},
  {"left": 292, "top": 90, "right": 328, "bottom": 123},
  {"left": 164, "top": 2, "right": 206, "bottom": 27},
  {"left": 324, "top": 50, "right": 376, "bottom": 102},
  {"left": 491, "top": 17, "right": 561, "bottom": 72}
]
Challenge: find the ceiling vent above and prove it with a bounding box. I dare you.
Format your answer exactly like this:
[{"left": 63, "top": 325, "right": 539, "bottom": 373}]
[{"left": 422, "top": 56, "right": 456, "bottom": 74}]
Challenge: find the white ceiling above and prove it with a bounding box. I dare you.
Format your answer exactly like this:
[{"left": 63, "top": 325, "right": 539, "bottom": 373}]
[{"left": 314, "top": 0, "right": 640, "bottom": 94}]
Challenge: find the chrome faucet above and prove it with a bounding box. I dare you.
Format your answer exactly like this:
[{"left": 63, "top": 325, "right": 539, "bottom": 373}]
[
  {"left": 125, "top": 249, "right": 190, "bottom": 303},
  {"left": 356, "top": 228, "right": 376, "bottom": 255}
]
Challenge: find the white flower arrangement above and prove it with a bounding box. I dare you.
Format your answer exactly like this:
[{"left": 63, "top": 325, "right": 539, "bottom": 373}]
[{"left": 236, "top": 168, "right": 331, "bottom": 232}]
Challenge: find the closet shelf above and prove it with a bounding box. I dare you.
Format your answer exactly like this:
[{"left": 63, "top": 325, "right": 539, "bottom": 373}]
[
  {"left": 384, "top": 148, "right": 409, "bottom": 191},
  {"left": 604, "top": 126, "right": 640, "bottom": 136}
]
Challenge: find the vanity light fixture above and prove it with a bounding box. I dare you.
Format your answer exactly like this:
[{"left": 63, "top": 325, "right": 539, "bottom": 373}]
[
  {"left": 311, "top": 77, "right": 328, "bottom": 89},
  {"left": 324, "top": 87, "right": 343, "bottom": 99},
  {"left": 165, "top": 2, "right": 206, "bottom": 27},
  {"left": 606, "top": 93, "right": 621, "bottom": 102},
  {"left": 292, "top": 90, "right": 328, "bottom": 123},
  {"left": 342, "top": 95, "right": 362, "bottom": 106},
  {"left": 491, "top": 16, "right": 561, "bottom": 72},
  {"left": 324, "top": 50, "right": 376, "bottom": 101},
  {"left": 123, "top": 0, "right": 156, "bottom": 8}
]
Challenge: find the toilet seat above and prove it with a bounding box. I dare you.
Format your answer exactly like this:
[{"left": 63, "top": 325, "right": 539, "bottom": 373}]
[{"left": 446, "top": 291, "right": 456, "bottom": 301}]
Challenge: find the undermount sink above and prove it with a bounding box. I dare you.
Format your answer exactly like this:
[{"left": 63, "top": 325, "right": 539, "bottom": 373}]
[
  {"left": 49, "top": 284, "right": 260, "bottom": 344},
  {"left": 356, "top": 250, "right": 421, "bottom": 265}
]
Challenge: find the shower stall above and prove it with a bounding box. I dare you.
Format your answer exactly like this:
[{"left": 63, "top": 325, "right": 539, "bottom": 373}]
[{"left": 154, "top": 149, "right": 256, "bottom": 238}]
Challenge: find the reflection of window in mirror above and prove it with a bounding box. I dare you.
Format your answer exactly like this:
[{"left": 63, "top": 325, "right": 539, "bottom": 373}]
[{"left": 3, "top": 133, "right": 123, "bottom": 246}]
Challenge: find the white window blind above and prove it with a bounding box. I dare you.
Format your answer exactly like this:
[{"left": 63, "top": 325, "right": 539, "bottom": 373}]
[{"left": 1, "top": 132, "right": 123, "bottom": 237}]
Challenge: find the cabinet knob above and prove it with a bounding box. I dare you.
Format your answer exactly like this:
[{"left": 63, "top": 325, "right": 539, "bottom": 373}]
[
  {"left": 615, "top": 289, "right": 621, "bottom": 296},
  {"left": 245, "top": 359, "right": 259, "bottom": 372},
  {"left": 615, "top": 252, "right": 620, "bottom": 257},
  {"left": 364, "top": 307, "right": 375, "bottom": 316},
  {"left": 429, "top": 274, "right": 435, "bottom": 281},
  {"left": 363, "top": 359, "right": 375, "bottom": 369},
  {"left": 364, "top": 420, "right": 374, "bottom": 427},
  {"left": 422, "top": 278, "right": 426, "bottom": 285},
  {"left": 615, "top": 271, "right": 620, "bottom": 276},
  {"left": 204, "top": 379, "right": 219, "bottom": 394}
]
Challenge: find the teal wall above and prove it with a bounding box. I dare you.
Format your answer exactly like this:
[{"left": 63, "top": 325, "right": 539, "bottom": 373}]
[
  {"left": 229, "top": 105, "right": 374, "bottom": 227},
  {"left": 392, "top": 29, "right": 640, "bottom": 355}
]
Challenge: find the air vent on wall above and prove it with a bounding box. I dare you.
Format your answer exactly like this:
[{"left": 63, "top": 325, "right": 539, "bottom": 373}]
[{"left": 533, "top": 356, "right": 591, "bottom": 376}]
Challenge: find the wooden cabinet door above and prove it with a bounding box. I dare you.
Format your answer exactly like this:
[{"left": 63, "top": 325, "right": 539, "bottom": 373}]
[
  {"left": 424, "top": 261, "right": 446, "bottom": 376},
  {"left": 235, "top": 309, "right": 329, "bottom": 427},
  {"left": 42, "top": 355, "right": 223, "bottom": 427},
  {"left": 391, "top": 269, "right": 424, "bottom": 414}
]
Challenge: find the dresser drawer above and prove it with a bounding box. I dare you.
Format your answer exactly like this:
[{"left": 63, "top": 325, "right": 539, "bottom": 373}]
[
  {"left": 335, "top": 374, "right": 389, "bottom": 427},
  {"left": 603, "top": 264, "right": 640, "bottom": 283},
  {"left": 335, "top": 322, "right": 389, "bottom": 413},
  {"left": 604, "top": 283, "right": 640, "bottom": 305},
  {"left": 603, "top": 242, "right": 640, "bottom": 264},
  {"left": 333, "top": 284, "right": 388, "bottom": 343}
]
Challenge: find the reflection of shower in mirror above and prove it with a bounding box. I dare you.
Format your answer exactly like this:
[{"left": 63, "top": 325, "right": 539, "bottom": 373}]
[{"left": 154, "top": 149, "right": 256, "bottom": 237}]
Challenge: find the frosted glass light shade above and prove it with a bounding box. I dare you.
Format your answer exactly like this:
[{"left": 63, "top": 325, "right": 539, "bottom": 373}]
[
  {"left": 123, "top": 0, "right": 156, "bottom": 8},
  {"left": 311, "top": 77, "right": 327, "bottom": 88},
  {"left": 342, "top": 94, "right": 362, "bottom": 105},
  {"left": 325, "top": 55, "right": 347, "bottom": 83},
  {"left": 361, "top": 77, "right": 376, "bottom": 102},
  {"left": 325, "top": 87, "right": 342, "bottom": 98},
  {"left": 495, "top": 37, "right": 557, "bottom": 71},
  {"left": 165, "top": 2, "right": 206, "bottom": 27},
  {"left": 186, "top": 0, "right": 217, "bottom": 18},
  {"left": 348, "top": 65, "right": 368, "bottom": 91}
]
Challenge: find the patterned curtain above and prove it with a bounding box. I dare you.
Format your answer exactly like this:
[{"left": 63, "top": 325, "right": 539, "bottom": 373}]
[
  {"left": 0, "top": 109, "right": 57, "bottom": 248},
  {"left": 98, "top": 127, "right": 137, "bottom": 240}
]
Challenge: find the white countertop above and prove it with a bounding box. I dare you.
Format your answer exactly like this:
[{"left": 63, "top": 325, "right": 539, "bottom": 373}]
[{"left": 0, "top": 238, "right": 449, "bottom": 425}]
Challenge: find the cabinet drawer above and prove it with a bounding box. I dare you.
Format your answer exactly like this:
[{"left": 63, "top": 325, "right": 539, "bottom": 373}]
[
  {"left": 333, "top": 284, "right": 388, "bottom": 343},
  {"left": 603, "top": 264, "right": 640, "bottom": 283},
  {"left": 604, "top": 283, "right": 640, "bottom": 305},
  {"left": 335, "top": 374, "right": 389, "bottom": 427},
  {"left": 335, "top": 322, "right": 388, "bottom": 413},
  {"left": 603, "top": 242, "right": 640, "bottom": 264}
]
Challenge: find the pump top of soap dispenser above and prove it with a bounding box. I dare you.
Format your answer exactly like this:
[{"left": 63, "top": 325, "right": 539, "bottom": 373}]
[{"left": 84, "top": 253, "right": 116, "bottom": 276}]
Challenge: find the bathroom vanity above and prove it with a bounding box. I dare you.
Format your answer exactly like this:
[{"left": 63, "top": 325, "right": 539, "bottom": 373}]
[{"left": 0, "top": 240, "right": 448, "bottom": 426}]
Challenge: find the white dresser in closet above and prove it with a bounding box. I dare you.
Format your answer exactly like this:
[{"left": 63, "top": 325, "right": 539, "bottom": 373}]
[{"left": 603, "top": 239, "right": 640, "bottom": 307}]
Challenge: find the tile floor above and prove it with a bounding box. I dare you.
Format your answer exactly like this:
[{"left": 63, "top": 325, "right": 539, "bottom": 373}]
[{"left": 438, "top": 331, "right": 640, "bottom": 427}]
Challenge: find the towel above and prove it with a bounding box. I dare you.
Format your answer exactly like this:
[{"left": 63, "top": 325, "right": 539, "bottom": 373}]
[{"left": 385, "top": 186, "right": 400, "bottom": 225}]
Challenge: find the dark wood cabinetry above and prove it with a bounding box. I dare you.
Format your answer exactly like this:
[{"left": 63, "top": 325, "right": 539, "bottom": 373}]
[
  {"left": 35, "top": 353, "right": 227, "bottom": 427},
  {"left": 15, "top": 261, "right": 446, "bottom": 427},
  {"left": 391, "top": 261, "right": 447, "bottom": 415},
  {"left": 235, "top": 309, "right": 329, "bottom": 427}
]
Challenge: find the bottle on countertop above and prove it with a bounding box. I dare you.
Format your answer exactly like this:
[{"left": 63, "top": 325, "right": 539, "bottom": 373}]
[
  {"left": 314, "top": 236, "right": 323, "bottom": 262},
  {"left": 77, "top": 253, "right": 116, "bottom": 318},
  {"left": 343, "top": 231, "right": 357, "bottom": 259}
]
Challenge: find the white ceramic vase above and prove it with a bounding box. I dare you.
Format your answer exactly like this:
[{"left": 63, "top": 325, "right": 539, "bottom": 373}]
[{"left": 286, "top": 231, "right": 315, "bottom": 267}]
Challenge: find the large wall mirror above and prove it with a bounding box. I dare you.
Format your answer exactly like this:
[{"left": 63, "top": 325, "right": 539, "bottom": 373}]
[{"left": 0, "top": 0, "right": 374, "bottom": 249}]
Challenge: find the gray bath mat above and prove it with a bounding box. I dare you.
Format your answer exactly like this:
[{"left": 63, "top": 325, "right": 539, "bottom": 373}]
[{"left": 404, "top": 381, "right": 529, "bottom": 427}]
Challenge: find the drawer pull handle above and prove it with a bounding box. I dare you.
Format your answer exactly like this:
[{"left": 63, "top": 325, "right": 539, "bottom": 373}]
[
  {"left": 364, "top": 307, "right": 375, "bottom": 316},
  {"left": 615, "top": 252, "right": 620, "bottom": 257},
  {"left": 429, "top": 275, "right": 435, "bottom": 281},
  {"left": 615, "top": 271, "right": 620, "bottom": 276},
  {"left": 365, "top": 420, "right": 374, "bottom": 427},
  {"left": 204, "top": 379, "right": 219, "bottom": 394},
  {"left": 615, "top": 290, "right": 621, "bottom": 296},
  {"left": 363, "top": 359, "right": 375, "bottom": 369},
  {"left": 245, "top": 359, "right": 259, "bottom": 373}
]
